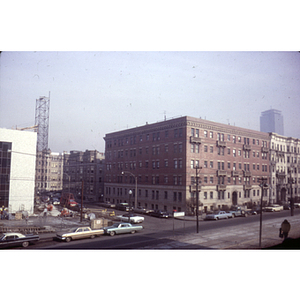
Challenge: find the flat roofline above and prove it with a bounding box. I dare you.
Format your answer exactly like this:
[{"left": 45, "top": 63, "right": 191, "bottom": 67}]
[{"left": 104, "top": 115, "right": 269, "bottom": 139}]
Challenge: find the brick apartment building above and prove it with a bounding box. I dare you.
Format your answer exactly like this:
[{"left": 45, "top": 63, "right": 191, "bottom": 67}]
[
  {"left": 35, "top": 150, "right": 63, "bottom": 195},
  {"left": 104, "top": 116, "right": 271, "bottom": 213},
  {"left": 269, "top": 133, "right": 300, "bottom": 204},
  {"left": 63, "top": 150, "right": 105, "bottom": 202}
]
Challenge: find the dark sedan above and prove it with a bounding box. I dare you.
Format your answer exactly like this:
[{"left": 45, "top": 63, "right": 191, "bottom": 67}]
[
  {"left": 149, "top": 210, "right": 171, "bottom": 218},
  {"left": 0, "top": 232, "right": 40, "bottom": 248}
]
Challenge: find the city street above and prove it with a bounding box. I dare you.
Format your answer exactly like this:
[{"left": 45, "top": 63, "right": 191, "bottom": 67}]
[{"left": 18, "top": 207, "right": 300, "bottom": 250}]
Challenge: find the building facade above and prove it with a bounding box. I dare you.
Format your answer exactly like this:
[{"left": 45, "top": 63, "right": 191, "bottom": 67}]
[
  {"left": 260, "top": 109, "right": 284, "bottom": 135},
  {"left": 104, "top": 116, "right": 270, "bottom": 213},
  {"left": 269, "top": 133, "right": 300, "bottom": 204},
  {"left": 0, "top": 128, "right": 37, "bottom": 214},
  {"left": 63, "top": 150, "right": 105, "bottom": 202},
  {"left": 35, "top": 150, "right": 63, "bottom": 195}
]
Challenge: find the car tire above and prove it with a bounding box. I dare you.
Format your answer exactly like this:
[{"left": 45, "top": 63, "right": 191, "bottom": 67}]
[
  {"left": 66, "top": 237, "right": 72, "bottom": 243},
  {"left": 131, "top": 230, "right": 136, "bottom": 234},
  {"left": 90, "top": 235, "right": 95, "bottom": 239},
  {"left": 109, "top": 231, "right": 116, "bottom": 236},
  {"left": 22, "top": 241, "right": 29, "bottom": 248}
]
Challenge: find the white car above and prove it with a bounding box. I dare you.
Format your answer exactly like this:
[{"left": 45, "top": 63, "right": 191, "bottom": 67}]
[
  {"left": 264, "top": 204, "right": 283, "bottom": 212},
  {"left": 204, "top": 211, "right": 232, "bottom": 220},
  {"left": 116, "top": 214, "right": 144, "bottom": 224}
]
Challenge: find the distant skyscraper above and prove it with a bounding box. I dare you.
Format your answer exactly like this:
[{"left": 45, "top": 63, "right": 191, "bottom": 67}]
[{"left": 260, "top": 109, "right": 284, "bottom": 135}]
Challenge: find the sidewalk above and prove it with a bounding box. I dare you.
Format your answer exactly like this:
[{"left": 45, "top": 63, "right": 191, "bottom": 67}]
[{"left": 142, "top": 214, "right": 300, "bottom": 249}]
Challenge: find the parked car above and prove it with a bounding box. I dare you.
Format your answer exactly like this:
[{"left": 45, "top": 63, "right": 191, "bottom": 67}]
[
  {"left": 264, "top": 204, "right": 283, "bottom": 212},
  {"left": 51, "top": 197, "right": 60, "bottom": 205},
  {"left": 204, "top": 211, "right": 232, "bottom": 220},
  {"left": 133, "top": 206, "right": 153, "bottom": 214},
  {"left": 71, "top": 204, "right": 88, "bottom": 213},
  {"left": 116, "top": 213, "right": 144, "bottom": 223},
  {"left": 227, "top": 207, "right": 247, "bottom": 217},
  {"left": 56, "top": 227, "right": 104, "bottom": 242},
  {"left": 283, "top": 204, "right": 291, "bottom": 210},
  {"left": 0, "top": 232, "right": 40, "bottom": 248},
  {"left": 100, "top": 202, "right": 116, "bottom": 208},
  {"left": 103, "top": 222, "right": 143, "bottom": 236},
  {"left": 116, "top": 203, "right": 131, "bottom": 211},
  {"left": 149, "top": 210, "right": 170, "bottom": 218},
  {"left": 294, "top": 203, "right": 300, "bottom": 208}
]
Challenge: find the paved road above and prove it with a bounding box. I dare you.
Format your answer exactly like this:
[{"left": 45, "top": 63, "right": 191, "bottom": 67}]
[
  {"left": 38, "top": 209, "right": 300, "bottom": 249},
  {"left": 2, "top": 206, "right": 300, "bottom": 249}
]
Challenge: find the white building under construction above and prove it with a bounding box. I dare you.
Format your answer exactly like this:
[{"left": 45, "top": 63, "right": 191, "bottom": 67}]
[{"left": 0, "top": 128, "right": 37, "bottom": 214}]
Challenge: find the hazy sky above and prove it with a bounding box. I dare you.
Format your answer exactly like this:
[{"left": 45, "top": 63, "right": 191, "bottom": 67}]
[{"left": 1, "top": 51, "right": 299, "bottom": 153}]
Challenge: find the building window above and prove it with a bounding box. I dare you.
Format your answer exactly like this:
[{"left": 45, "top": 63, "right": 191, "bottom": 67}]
[
  {"left": 174, "top": 160, "right": 178, "bottom": 169},
  {"left": 179, "top": 159, "right": 182, "bottom": 169},
  {"left": 173, "top": 176, "right": 177, "bottom": 185},
  {"left": 164, "top": 159, "right": 168, "bottom": 167},
  {"left": 173, "top": 192, "right": 177, "bottom": 201},
  {"left": 164, "top": 176, "right": 168, "bottom": 184},
  {"left": 178, "top": 176, "right": 182, "bottom": 185},
  {"left": 178, "top": 143, "right": 183, "bottom": 153},
  {"left": 178, "top": 192, "right": 182, "bottom": 202}
]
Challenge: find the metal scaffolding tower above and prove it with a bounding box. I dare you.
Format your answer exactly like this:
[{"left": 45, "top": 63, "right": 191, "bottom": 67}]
[
  {"left": 35, "top": 95, "right": 50, "bottom": 152},
  {"left": 35, "top": 94, "right": 50, "bottom": 195}
]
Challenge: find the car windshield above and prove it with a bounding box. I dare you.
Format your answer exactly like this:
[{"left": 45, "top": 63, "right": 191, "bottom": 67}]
[{"left": 0, "top": 234, "right": 5, "bottom": 240}]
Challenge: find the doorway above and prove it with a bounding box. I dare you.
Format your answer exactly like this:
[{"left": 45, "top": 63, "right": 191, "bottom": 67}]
[{"left": 232, "top": 191, "right": 238, "bottom": 206}]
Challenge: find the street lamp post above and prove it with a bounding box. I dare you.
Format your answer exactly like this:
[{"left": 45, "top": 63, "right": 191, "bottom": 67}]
[{"left": 121, "top": 171, "right": 137, "bottom": 209}]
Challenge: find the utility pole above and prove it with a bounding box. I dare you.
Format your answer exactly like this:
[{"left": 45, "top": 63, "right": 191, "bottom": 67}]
[
  {"left": 289, "top": 169, "right": 294, "bottom": 217},
  {"left": 195, "top": 166, "right": 202, "bottom": 233},
  {"left": 80, "top": 180, "right": 83, "bottom": 222},
  {"left": 258, "top": 177, "right": 268, "bottom": 248}
]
